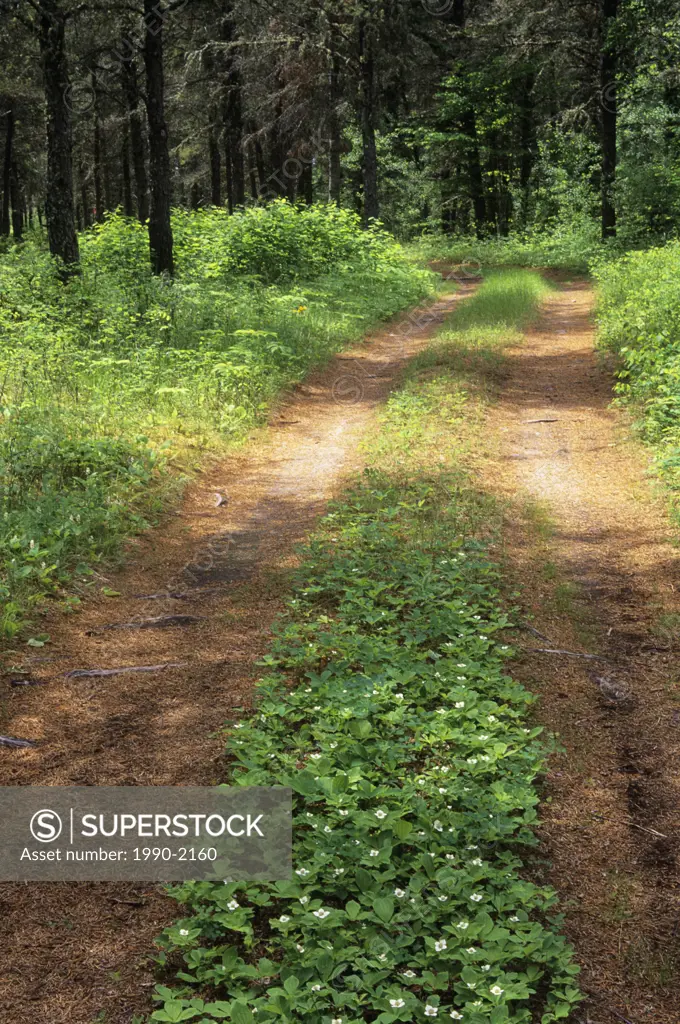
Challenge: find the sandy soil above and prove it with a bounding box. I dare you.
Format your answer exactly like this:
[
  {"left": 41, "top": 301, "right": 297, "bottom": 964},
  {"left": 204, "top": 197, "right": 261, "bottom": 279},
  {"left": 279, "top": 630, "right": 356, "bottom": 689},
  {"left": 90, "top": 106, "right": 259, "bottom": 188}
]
[{"left": 0, "top": 284, "right": 469, "bottom": 1024}]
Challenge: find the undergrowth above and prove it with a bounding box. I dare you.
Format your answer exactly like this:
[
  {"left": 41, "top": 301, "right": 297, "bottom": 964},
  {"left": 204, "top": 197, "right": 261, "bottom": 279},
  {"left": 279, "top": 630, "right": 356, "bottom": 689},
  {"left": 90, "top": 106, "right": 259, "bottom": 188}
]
[
  {"left": 409, "top": 229, "right": 611, "bottom": 274},
  {"left": 594, "top": 241, "right": 680, "bottom": 509},
  {"left": 152, "top": 271, "right": 580, "bottom": 1024},
  {"left": 0, "top": 203, "right": 434, "bottom": 636}
]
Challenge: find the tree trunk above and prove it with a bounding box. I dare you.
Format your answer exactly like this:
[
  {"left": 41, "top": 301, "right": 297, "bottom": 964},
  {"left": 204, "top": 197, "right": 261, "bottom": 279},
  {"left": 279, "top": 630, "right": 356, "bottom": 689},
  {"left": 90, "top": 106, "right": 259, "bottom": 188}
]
[
  {"left": 121, "top": 30, "right": 149, "bottom": 223},
  {"left": 518, "top": 71, "right": 536, "bottom": 228},
  {"left": 358, "top": 21, "right": 379, "bottom": 225},
  {"left": 208, "top": 122, "right": 221, "bottom": 205},
  {"left": 38, "top": 0, "right": 79, "bottom": 272},
  {"left": 10, "top": 160, "right": 22, "bottom": 240},
  {"left": 328, "top": 33, "right": 342, "bottom": 204},
  {"left": 1, "top": 104, "right": 13, "bottom": 236},
  {"left": 143, "top": 0, "right": 174, "bottom": 274},
  {"left": 79, "top": 160, "right": 92, "bottom": 227},
  {"left": 92, "top": 72, "right": 104, "bottom": 222},
  {"left": 121, "top": 123, "right": 134, "bottom": 217},
  {"left": 600, "top": 0, "right": 618, "bottom": 239},
  {"left": 221, "top": 11, "right": 245, "bottom": 208},
  {"left": 300, "top": 161, "right": 313, "bottom": 205}
]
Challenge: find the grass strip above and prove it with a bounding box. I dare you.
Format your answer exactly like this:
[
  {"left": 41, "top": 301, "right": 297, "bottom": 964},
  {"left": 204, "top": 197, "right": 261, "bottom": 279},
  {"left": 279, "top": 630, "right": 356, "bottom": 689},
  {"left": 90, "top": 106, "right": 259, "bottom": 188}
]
[{"left": 152, "top": 270, "right": 580, "bottom": 1024}]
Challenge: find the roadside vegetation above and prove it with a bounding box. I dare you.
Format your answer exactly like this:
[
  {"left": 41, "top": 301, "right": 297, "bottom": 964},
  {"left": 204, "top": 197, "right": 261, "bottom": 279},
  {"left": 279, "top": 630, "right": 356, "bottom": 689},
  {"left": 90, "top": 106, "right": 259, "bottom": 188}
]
[
  {"left": 0, "top": 203, "right": 434, "bottom": 638},
  {"left": 594, "top": 244, "right": 680, "bottom": 506},
  {"left": 152, "top": 271, "right": 581, "bottom": 1024}
]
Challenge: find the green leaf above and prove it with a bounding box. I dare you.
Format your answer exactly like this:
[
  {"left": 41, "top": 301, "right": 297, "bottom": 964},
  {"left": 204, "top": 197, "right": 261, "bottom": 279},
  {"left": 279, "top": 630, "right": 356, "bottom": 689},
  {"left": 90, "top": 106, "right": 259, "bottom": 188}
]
[
  {"left": 230, "top": 1002, "right": 254, "bottom": 1024},
  {"left": 373, "top": 897, "right": 394, "bottom": 923}
]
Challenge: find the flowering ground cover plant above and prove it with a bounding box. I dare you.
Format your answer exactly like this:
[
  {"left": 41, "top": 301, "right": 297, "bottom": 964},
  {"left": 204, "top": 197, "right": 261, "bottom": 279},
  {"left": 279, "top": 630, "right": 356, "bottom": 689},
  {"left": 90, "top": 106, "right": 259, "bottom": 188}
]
[{"left": 152, "top": 269, "right": 580, "bottom": 1024}]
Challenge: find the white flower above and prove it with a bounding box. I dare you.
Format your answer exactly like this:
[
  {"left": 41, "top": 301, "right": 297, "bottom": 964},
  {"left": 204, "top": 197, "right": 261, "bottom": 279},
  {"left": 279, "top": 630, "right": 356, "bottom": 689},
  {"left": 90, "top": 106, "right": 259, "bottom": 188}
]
[
  {"left": 450, "top": 1012, "right": 463, "bottom": 1020},
  {"left": 470, "top": 893, "right": 483, "bottom": 902},
  {"left": 378, "top": 953, "right": 388, "bottom": 962},
  {"left": 279, "top": 915, "right": 290, "bottom": 923},
  {"left": 438, "top": 895, "right": 447, "bottom": 902},
  {"left": 370, "top": 849, "right": 380, "bottom": 857},
  {"left": 479, "top": 755, "right": 490, "bottom": 762},
  {"left": 300, "top": 897, "right": 309, "bottom": 905},
  {"left": 313, "top": 908, "right": 330, "bottom": 919},
  {"left": 455, "top": 702, "right": 465, "bottom": 709},
  {"left": 324, "top": 826, "right": 332, "bottom": 833},
  {"left": 227, "top": 900, "right": 240, "bottom": 911},
  {"left": 509, "top": 915, "right": 519, "bottom": 922},
  {"left": 469, "top": 858, "right": 482, "bottom": 866},
  {"left": 456, "top": 921, "right": 469, "bottom": 929},
  {"left": 466, "top": 947, "right": 477, "bottom": 954},
  {"left": 402, "top": 970, "right": 417, "bottom": 978},
  {"left": 311, "top": 984, "right": 322, "bottom": 992},
  {"left": 436, "top": 708, "right": 447, "bottom": 715},
  {"left": 296, "top": 868, "right": 310, "bottom": 877},
  {"left": 333, "top": 868, "right": 345, "bottom": 876},
  {"left": 434, "top": 939, "right": 447, "bottom": 952},
  {"left": 331, "top": 1019, "right": 342, "bottom": 1024},
  {"left": 178, "top": 929, "right": 189, "bottom": 936},
  {"left": 394, "top": 888, "right": 406, "bottom": 898},
  {"left": 425, "top": 1005, "right": 438, "bottom": 1017},
  {"left": 466, "top": 845, "right": 478, "bottom": 851},
  {"left": 457, "top": 676, "right": 466, "bottom": 681},
  {"left": 490, "top": 985, "right": 504, "bottom": 996},
  {"left": 457, "top": 663, "right": 466, "bottom": 668},
  {"left": 439, "top": 787, "right": 447, "bottom": 794},
  {"left": 375, "top": 809, "right": 387, "bottom": 819},
  {"left": 390, "top": 999, "right": 406, "bottom": 1009},
  {"left": 488, "top": 715, "right": 496, "bottom": 723},
  {"left": 481, "top": 965, "right": 490, "bottom": 972},
  {"left": 466, "top": 983, "right": 476, "bottom": 990},
  {"left": 446, "top": 854, "right": 455, "bottom": 860},
  {"left": 434, "top": 820, "right": 443, "bottom": 832},
  {"left": 339, "top": 809, "right": 349, "bottom": 816},
  {"left": 395, "top": 693, "right": 404, "bottom": 700},
  {"left": 311, "top": 753, "right": 322, "bottom": 760},
  {"left": 467, "top": 758, "right": 477, "bottom": 765},
  {"left": 296, "top": 943, "right": 305, "bottom": 952}
]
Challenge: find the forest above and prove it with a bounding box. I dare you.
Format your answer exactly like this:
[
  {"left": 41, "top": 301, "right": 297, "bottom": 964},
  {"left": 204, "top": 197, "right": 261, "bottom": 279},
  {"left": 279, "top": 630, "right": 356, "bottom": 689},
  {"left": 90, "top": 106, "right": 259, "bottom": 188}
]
[{"left": 3, "top": 3, "right": 680, "bottom": 1024}]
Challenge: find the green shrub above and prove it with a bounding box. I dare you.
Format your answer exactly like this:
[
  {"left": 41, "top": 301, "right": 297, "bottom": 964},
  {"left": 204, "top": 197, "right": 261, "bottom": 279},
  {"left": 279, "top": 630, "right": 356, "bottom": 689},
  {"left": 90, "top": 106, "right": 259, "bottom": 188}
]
[{"left": 594, "top": 241, "right": 680, "bottom": 500}]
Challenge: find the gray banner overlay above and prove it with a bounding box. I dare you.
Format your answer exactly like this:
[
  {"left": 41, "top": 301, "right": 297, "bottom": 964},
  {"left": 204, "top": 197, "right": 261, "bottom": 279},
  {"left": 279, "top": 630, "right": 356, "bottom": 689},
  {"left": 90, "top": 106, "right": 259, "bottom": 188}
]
[{"left": 0, "top": 786, "right": 292, "bottom": 881}]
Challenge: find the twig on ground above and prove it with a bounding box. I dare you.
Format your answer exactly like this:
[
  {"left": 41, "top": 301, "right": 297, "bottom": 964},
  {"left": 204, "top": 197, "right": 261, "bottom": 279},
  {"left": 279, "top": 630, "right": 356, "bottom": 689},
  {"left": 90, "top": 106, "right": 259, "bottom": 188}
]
[
  {"left": 65, "top": 664, "right": 186, "bottom": 680},
  {"left": 592, "top": 812, "right": 668, "bottom": 840},
  {"left": 520, "top": 622, "right": 554, "bottom": 643},
  {"left": 0, "top": 735, "right": 36, "bottom": 748},
  {"left": 92, "top": 615, "right": 206, "bottom": 633},
  {"left": 524, "top": 647, "right": 607, "bottom": 660}
]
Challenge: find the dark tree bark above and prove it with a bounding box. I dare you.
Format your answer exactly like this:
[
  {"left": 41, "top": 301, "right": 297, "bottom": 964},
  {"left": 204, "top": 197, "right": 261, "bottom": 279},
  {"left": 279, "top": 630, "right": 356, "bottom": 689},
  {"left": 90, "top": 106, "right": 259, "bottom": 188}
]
[
  {"left": 328, "top": 24, "right": 342, "bottom": 204},
  {"left": 600, "top": 0, "right": 618, "bottom": 239},
  {"left": 1, "top": 104, "right": 13, "bottom": 236},
  {"left": 518, "top": 71, "right": 536, "bottom": 227},
  {"left": 79, "top": 160, "right": 92, "bottom": 227},
  {"left": 300, "top": 160, "right": 313, "bottom": 205},
  {"left": 37, "top": 0, "right": 79, "bottom": 271},
  {"left": 120, "top": 30, "right": 149, "bottom": 223},
  {"left": 143, "top": 0, "right": 174, "bottom": 274},
  {"left": 208, "top": 122, "right": 221, "bottom": 205},
  {"left": 121, "top": 123, "right": 134, "bottom": 217},
  {"left": 92, "top": 72, "right": 104, "bottom": 222},
  {"left": 358, "top": 20, "right": 379, "bottom": 225},
  {"left": 221, "top": 10, "right": 245, "bottom": 208},
  {"left": 10, "top": 159, "right": 22, "bottom": 239}
]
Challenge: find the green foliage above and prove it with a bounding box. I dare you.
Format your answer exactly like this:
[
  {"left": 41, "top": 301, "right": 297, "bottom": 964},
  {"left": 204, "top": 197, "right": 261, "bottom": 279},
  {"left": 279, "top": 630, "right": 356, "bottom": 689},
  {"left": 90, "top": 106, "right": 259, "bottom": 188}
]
[
  {"left": 594, "top": 241, "right": 680, "bottom": 499},
  {"left": 154, "top": 274, "right": 581, "bottom": 1024},
  {"left": 410, "top": 229, "right": 606, "bottom": 274},
  {"left": 0, "top": 204, "right": 434, "bottom": 633}
]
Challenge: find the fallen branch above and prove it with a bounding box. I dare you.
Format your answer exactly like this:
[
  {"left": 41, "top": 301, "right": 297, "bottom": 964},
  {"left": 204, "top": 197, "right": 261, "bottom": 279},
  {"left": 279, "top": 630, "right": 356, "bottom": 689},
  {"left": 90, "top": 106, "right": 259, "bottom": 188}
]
[
  {"left": 592, "top": 812, "right": 668, "bottom": 840},
  {"left": 524, "top": 418, "right": 559, "bottom": 424},
  {"left": 130, "top": 589, "right": 221, "bottom": 600},
  {"left": 525, "top": 647, "right": 607, "bottom": 660},
  {"left": 10, "top": 678, "right": 46, "bottom": 687},
  {"left": 0, "top": 735, "right": 36, "bottom": 748},
  {"left": 65, "top": 663, "right": 186, "bottom": 680},
  {"left": 93, "top": 615, "right": 206, "bottom": 633},
  {"left": 520, "top": 623, "right": 554, "bottom": 643}
]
